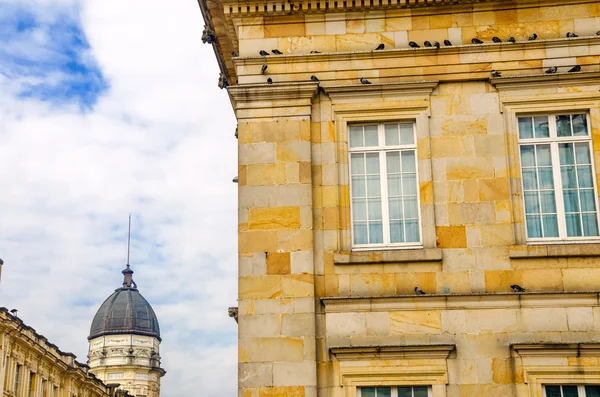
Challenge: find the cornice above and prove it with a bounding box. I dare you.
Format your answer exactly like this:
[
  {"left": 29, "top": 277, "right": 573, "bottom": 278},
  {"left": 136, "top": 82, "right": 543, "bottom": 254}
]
[
  {"left": 228, "top": 81, "right": 318, "bottom": 105},
  {"left": 331, "top": 344, "right": 455, "bottom": 361},
  {"left": 491, "top": 70, "right": 600, "bottom": 91},
  {"left": 512, "top": 343, "right": 600, "bottom": 357},
  {"left": 323, "top": 80, "right": 438, "bottom": 104},
  {"left": 321, "top": 291, "right": 600, "bottom": 313}
]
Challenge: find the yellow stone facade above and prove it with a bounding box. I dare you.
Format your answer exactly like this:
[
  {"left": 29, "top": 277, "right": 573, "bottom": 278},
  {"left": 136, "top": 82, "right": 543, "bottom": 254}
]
[{"left": 198, "top": 0, "right": 600, "bottom": 395}]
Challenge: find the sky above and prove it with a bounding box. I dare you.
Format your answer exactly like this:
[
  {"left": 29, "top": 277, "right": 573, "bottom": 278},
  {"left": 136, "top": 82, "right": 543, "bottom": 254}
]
[{"left": 0, "top": 0, "right": 238, "bottom": 395}]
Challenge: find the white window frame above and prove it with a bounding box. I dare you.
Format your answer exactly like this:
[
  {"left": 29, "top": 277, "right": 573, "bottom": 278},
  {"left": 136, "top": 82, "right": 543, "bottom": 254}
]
[
  {"left": 517, "top": 112, "right": 600, "bottom": 243},
  {"left": 543, "top": 384, "right": 600, "bottom": 397},
  {"left": 348, "top": 122, "right": 423, "bottom": 250},
  {"left": 357, "top": 386, "right": 433, "bottom": 397}
]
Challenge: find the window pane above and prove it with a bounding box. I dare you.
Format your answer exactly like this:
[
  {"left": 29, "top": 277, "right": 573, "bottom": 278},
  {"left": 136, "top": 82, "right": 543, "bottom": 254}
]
[
  {"left": 545, "top": 386, "right": 561, "bottom": 397},
  {"left": 540, "top": 191, "right": 557, "bottom": 213},
  {"left": 580, "top": 189, "right": 596, "bottom": 212},
  {"left": 352, "top": 176, "right": 365, "bottom": 197},
  {"left": 562, "top": 385, "right": 578, "bottom": 397},
  {"left": 542, "top": 215, "right": 559, "bottom": 237},
  {"left": 397, "top": 388, "right": 412, "bottom": 397},
  {"left": 557, "top": 115, "right": 572, "bottom": 136},
  {"left": 351, "top": 153, "right": 365, "bottom": 174},
  {"left": 386, "top": 152, "right": 401, "bottom": 173},
  {"left": 390, "top": 220, "right": 404, "bottom": 243},
  {"left": 562, "top": 166, "right": 578, "bottom": 188},
  {"left": 402, "top": 174, "right": 417, "bottom": 194},
  {"left": 521, "top": 146, "right": 536, "bottom": 166},
  {"left": 577, "top": 166, "right": 593, "bottom": 188},
  {"left": 518, "top": 117, "right": 533, "bottom": 139},
  {"left": 388, "top": 174, "right": 401, "bottom": 195},
  {"left": 566, "top": 213, "right": 583, "bottom": 237},
  {"left": 538, "top": 168, "right": 554, "bottom": 189},
  {"left": 369, "top": 222, "right": 383, "bottom": 243},
  {"left": 385, "top": 124, "right": 399, "bottom": 146},
  {"left": 523, "top": 169, "right": 538, "bottom": 190},
  {"left": 405, "top": 220, "right": 420, "bottom": 242},
  {"left": 575, "top": 143, "right": 591, "bottom": 164},
  {"left": 361, "top": 388, "right": 376, "bottom": 397},
  {"left": 534, "top": 116, "right": 550, "bottom": 138},
  {"left": 564, "top": 190, "right": 580, "bottom": 212},
  {"left": 376, "top": 388, "right": 391, "bottom": 397},
  {"left": 572, "top": 114, "right": 588, "bottom": 136},
  {"left": 524, "top": 192, "right": 540, "bottom": 214},
  {"left": 413, "top": 387, "right": 429, "bottom": 397},
  {"left": 353, "top": 223, "right": 368, "bottom": 244},
  {"left": 401, "top": 151, "right": 416, "bottom": 172},
  {"left": 367, "top": 175, "right": 381, "bottom": 196},
  {"left": 364, "top": 125, "right": 379, "bottom": 146},
  {"left": 585, "top": 385, "right": 600, "bottom": 397},
  {"left": 404, "top": 197, "right": 419, "bottom": 218},
  {"left": 582, "top": 213, "right": 599, "bottom": 236},
  {"left": 526, "top": 215, "right": 542, "bottom": 238},
  {"left": 366, "top": 153, "right": 380, "bottom": 173},
  {"left": 349, "top": 126, "right": 363, "bottom": 147},
  {"left": 560, "top": 143, "right": 575, "bottom": 165},
  {"left": 368, "top": 199, "right": 382, "bottom": 220},
  {"left": 400, "top": 124, "right": 414, "bottom": 144},
  {"left": 352, "top": 198, "right": 367, "bottom": 220},
  {"left": 537, "top": 144, "right": 552, "bottom": 166},
  {"left": 389, "top": 197, "right": 403, "bottom": 219}
]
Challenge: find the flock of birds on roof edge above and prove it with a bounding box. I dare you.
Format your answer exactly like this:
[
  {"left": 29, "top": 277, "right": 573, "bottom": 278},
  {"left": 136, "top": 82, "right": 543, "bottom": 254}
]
[
  {"left": 217, "top": 30, "right": 600, "bottom": 89},
  {"left": 413, "top": 284, "right": 526, "bottom": 295}
]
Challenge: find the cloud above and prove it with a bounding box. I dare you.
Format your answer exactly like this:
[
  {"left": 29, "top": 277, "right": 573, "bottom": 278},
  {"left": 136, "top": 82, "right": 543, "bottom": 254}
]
[{"left": 0, "top": 0, "right": 238, "bottom": 396}]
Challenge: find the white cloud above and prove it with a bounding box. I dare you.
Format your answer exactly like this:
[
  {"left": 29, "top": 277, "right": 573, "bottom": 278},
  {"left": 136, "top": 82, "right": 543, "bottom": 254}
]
[{"left": 0, "top": 0, "right": 239, "bottom": 396}]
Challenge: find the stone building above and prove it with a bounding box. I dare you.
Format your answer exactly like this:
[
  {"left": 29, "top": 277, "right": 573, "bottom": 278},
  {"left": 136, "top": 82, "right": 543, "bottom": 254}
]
[
  {"left": 198, "top": 0, "right": 600, "bottom": 396},
  {"left": 0, "top": 307, "right": 115, "bottom": 397},
  {"left": 87, "top": 265, "right": 165, "bottom": 397}
]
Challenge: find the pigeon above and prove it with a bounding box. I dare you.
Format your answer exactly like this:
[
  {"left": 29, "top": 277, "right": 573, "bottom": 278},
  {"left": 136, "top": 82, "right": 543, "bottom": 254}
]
[
  {"left": 414, "top": 287, "right": 426, "bottom": 295},
  {"left": 9, "top": 309, "right": 17, "bottom": 315},
  {"left": 234, "top": 127, "right": 238, "bottom": 139},
  {"left": 568, "top": 65, "right": 581, "bottom": 73},
  {"left": 267, "top": 77, "right": 273, "bottom": 84},
  {"left": 491, "top": 70, "right": 502, "bottom": 77},
  {"left": 261, "top": 64, "right": 268, "bottom": 74},
  {"left": 231, "top": 51, "right": 238, "bottom": 57},
  {"left": 545, "top": 66, "right": 558, "bottom": 74},
  {"left": 507, "top": 36, "right": 516, "bottom": 43},
  {"left": 597, "top": 31, "right": 600, "bottom": 36},
  {"left": 472, "top": 38, "right": 484, "bottom": 44},
  {"left": 409, "top": 41, "right": 420, "bottom": 48},
  {"left": 232, "top": 176, "right": 238, "bottom": 183},
  {"left": 310, "top": 50, "right": 321, "bottom": 54},
  {"left": 433, "top": 41, "right": 440, "bottom": 48},
  {"left": 443, "top": 39, "right": 452, "bottom": 46},
  {"left": 259, "top": 50, "right": 269, "bottom": 56},
  {"left": 566, "top": 32, "right": 578, "bottom": 38},
  {"left": 272, "top": 49, "right": 283, "bottom": 55},
  {"left": 492, "top": 36, "right": 502, "bottom": 43},
  {"left": 360, "top": 77, "right": 372, "bottom": 84},
  {"left": 424, "top": 40, "right": 432, "bottom": 47},
  {"left": 375, "top": 43, "right": 385, "bottom": 50},
  {"left": 310, "top": 75, "right": 319, "bottom": 82},
  {"left": 511, "top": 284, "right": 526, "bottom": 292},
  {"left": 528, "top": 33, "right": 538, "bottom": 40}
]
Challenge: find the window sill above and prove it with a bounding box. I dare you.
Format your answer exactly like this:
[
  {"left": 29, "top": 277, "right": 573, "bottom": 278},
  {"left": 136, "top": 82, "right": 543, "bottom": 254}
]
[
  {"left": 509, "top": 243, "right": 600, "bottom": 259},
  {"left": 334, "top": 248, "right": 442, "bottom": 265}
]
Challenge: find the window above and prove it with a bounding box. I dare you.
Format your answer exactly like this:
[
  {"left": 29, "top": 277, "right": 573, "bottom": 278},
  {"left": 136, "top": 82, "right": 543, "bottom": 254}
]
[
  {"left": 349, "top": 123, "right": 421, "bottom": 248},
  {"left": 29, "top": 373, "right": 35, "bottom": 397},
  {"left": 14, "top": 364, "right": 22, "bottom": 393},
  {"left": 358, "top": 386, "right": 431, "bottom": 397},
  {"left": 518, "top": 113, "right": 599, "bottom": 241},
  {"left": 41, "top": 380, "right": 47, "bottom": 397},
  {"left": 136, "top": 373, "right": 149, "bottom": 380},
  {"left": 545, "top": 385, "right": 600, "bottom": 397},
  {"left": 107, "top": 373, "right": 124, "bottom": 380}
]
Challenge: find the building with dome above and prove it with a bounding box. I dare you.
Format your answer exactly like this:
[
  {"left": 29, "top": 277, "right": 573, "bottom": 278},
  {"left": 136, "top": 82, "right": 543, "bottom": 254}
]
[{"left": 87, "top": 265, "right": 165, "bottom": 397}]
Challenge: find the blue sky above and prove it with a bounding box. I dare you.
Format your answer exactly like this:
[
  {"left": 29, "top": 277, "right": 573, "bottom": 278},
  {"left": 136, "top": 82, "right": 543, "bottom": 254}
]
[{"left": 0, "top": 0, "right": 238, "bottom": 395}]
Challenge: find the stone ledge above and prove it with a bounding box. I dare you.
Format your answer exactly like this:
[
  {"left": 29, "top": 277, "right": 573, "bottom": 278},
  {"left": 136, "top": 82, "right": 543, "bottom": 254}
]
[
  {"left": 512, "top": 343, "right": 600, "bottom": 357},
  {"left": 321, "top": 291, "right": 600, "bottom": 312},
  {"left": 491, "top": 70, "right": 600, "bottom": 90},
  {"left": 334, "top": 248, "right": 442, "bottom": 265},
  {"left": 330, "top": 344, "right": 455, "bottom": 360},
  {"left": 509, "top": 243, "right": 600, "bottom": 259}
]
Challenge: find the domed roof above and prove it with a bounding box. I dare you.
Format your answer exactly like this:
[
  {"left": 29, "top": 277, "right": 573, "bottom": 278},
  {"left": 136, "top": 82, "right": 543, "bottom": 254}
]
[{"left": 88, "top": 265, "right": 161, "bottom": 341}]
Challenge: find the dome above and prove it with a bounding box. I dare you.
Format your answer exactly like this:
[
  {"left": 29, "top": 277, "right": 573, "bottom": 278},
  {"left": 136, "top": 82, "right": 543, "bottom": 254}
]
[{"left": 88, "top": 265, "right": 161, "bottom": 341}]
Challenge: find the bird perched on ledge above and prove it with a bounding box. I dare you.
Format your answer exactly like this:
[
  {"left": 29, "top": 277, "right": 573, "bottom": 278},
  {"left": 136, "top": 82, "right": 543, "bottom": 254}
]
[
  {"left": 359, "top": 77, "right": 371, "bottom": 84},
  {"left": 310, "top": 75, "right": 319, "bottom": 82},
  {"left": 492, "top": 36, "right": 502, "bottom": 43},
  {"left": 414, "top": 287, "right": 426, "bottom": 295},
  {"left": 424, "top": 41, "right": 432, "bottom": 47},
  {"left": 472, "top": 38, "right": 484, "bottom": 44},
  {"left": 443, "top": 39, "right": 452, "bottom": 46},
  {"left": 545, "top": 66, "right": 558, "bottom": 74},
  {"left": 490, "top": 70, "right": 502, "bottom": 77},
  {"left": 259, "top": 50, "right": 269, "bottom": 56},
  {"left": 433, "top": 41, "right": 440, "bottom": 48},
  {"left": 218, "top": 73, "right": 229, "bottom": 89},
  {"left": 528, "top": 33, "right": 538, "bottom": 40},
  {"left": 507, "top": 36, "right": 516, "bottom": 43},
  {"left": 261, "top": 64, "right": 268, "bottom": 74},
  {"left": 272, "top": 49, "right": 283, "bottom": 55},
  {"left": 511, "top": 284, "right": 526, "bottom": 292},
  {"left": 409, "top": 41, "right": 420, "bottom": 48},
  {"left": 566, "top": 32, "right": 578, "bottom": 38},
  {"left": 375, "top": 43, "right": 385, "bottom": 50}
]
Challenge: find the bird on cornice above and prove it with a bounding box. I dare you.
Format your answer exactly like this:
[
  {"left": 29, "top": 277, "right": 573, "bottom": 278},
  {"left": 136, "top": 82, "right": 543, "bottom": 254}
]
[
  {"left": 568, "top": 65, "right": 581, "bottom": 73},
  {"left": 443, "top": 39, "right": 452, "bottom": 46},
  {"left": 566, "top": 32, "right": 578, "bottom": 38},
  {"left": 545, "top": 66, "right": 558, "bottom": 74},
  {"left": 310, "top": 75, "right": 319, "bottom": 82},
  {"left": 511, "top": 284, "right": 526, "bottom": 292},
  {"left": 528, "top": 33, "right": 538, "bottom": 40},
  {"left": 408, "top": 41, "right": 420, "bottom": 48},
  {"left": 359, "top": 77, "right": 371, "bottom": 84},
  {"left": 375, "top": 43, "right": 385, "bottom": 50},
  {"left": 471, "top": 38, "right": 484, "bottom": 44},
  {"left": 259, "top": 50, "right": 269, "bottom": 56},
  {"left": 272, "top": 49, "right": 283, "bottom": 55},
  {"left": 492, "top": 36, "right": 502, "bottom": 43},
  {"left": 414, "top": 287, "right": 426, "bottom": 295},
  {"left": 267, "top": 77, "right": 273, "bottom": 84},
  {"left": 433, "top": 41, "right": 440, "bottom": 48},
  {"left": 261, "top": 64, "right": 268, "bottom": 74},
  {"left": 507, "top": 36, "right": 516, "bottom": 43},
  {"left": 490, "top": 70, "right": 501, "bottom": 77}
]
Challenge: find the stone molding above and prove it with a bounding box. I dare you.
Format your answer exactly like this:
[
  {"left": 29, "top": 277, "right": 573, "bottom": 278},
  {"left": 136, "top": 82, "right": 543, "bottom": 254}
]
[
  {"left": 323, "top": 81, "right": 439, "bottom": 105},
  {"left": 491, "top": 70, "right": 600, "bottom": 91},
  {"left": 228, "top": 82, "right": 319, "bottom": 117},
  {"left": 330, "top": 344, "right": 455, "bottom": 360},
  {"left": 333, "top": 248, "right": 442, "bottom": 264},
  {"left": 512, "top": 343, "right": 600, "bottom": 358},
  {"left": 322, "top": 292, "right": 600, "bottom": 313},
  {"left": 509, "top": 244, "right": 600, "bottom": 259}
]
